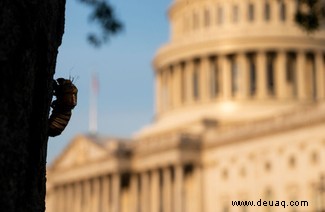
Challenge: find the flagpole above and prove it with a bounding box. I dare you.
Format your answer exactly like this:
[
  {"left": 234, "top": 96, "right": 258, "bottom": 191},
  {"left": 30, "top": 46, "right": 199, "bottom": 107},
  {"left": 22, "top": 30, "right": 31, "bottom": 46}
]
[{"left": 89, "top": 73, "right": 98, "bottom": 135}]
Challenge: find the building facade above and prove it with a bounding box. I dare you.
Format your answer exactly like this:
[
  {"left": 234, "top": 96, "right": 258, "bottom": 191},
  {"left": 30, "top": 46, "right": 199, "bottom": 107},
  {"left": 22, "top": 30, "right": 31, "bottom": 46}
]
[{"left": 47, "top": 0, "right": 325, "bottom": 211}]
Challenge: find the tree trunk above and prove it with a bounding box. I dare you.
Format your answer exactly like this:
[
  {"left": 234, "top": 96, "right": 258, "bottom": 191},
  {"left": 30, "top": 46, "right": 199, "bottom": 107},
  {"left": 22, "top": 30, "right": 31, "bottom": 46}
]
[{"left": 0, "top": 0, "right": 65, "bottom": 211}]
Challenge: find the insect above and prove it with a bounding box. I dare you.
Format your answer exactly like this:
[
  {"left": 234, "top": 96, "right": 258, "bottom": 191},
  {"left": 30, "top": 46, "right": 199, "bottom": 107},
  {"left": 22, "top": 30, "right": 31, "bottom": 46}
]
[{"left": 48, "top": 78, "right": 78, "bottom": 137}]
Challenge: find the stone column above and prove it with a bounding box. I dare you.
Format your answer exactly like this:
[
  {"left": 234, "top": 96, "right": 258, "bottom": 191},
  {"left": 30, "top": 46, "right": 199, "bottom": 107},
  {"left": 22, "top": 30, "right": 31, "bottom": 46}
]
[
  {"left": 101, "top": 176, "right": 110, "bottom": 212},
  {"left": 56, "top": 186, "right": 64, "bottom": 212},
  {"left": 316, "top": 51, "right": 325, "bottom": 100},
  {"left": 297, "top": 51, "right": 307, "bottom": 100},
  {"left": 141, "top": 172, "right": 149, "bottom": 212},
  {"left": 220, "top": 55, "right": 231, "bottom": 99},
  {"left": 112, "top": 173, "right": 120, "bottom": 212},
  {"left": 256, "top": 51, "right": 267, "bottom": 99},
  {"left": 163, "top": 167, "right": 172, "bottom": 212},
  {"left": 150, "top": 170, "right": 160, "bottom": 212},
  {"left": 200, "top": 56, "right": 209, "bottom": 103},
  {"left": 92, "top": 178, "right": 100, "bottom": 212},
  {"left": 195, "top": 165, "right": 203, "bottom": 212},
  {"left": 67, "top": 184, "right": 74, "bottom": 212},
  {"left": 174, "top": 165, "right": 183, "bottom": 212},
  {"left": 130, "top": 174, "right": 139, "bottom": 212},
  {"left": 82, "top": 180, "right": 91, "bottom": 212},
  {"left": 185, "top": 59, "right": 194, "bottom": 105},
  {"left": 237, "top": 52, "right": 249, "bottom": 99},
  {"left": 74, "top": 182, "right": 82, "bottom": 212},
  {"left": 276, "top": 50, "right": 287, "bottom": 99},
  {"left": 62, "top": 185, "right": 68, "bottom": 212}
]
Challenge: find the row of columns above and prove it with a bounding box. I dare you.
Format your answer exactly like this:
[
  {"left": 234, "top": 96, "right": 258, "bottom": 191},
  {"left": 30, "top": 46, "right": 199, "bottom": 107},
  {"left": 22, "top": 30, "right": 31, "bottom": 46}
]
[
  {"left": 156, "top": 50, "right": 325, "bottom": 114},
  {"left": 53, "top": 174, "right": 120, "bottom": 212},
  {"left": 51, "top": 165, "right": 203, "bottom": 212},
  {"left": 175, "top": 0, "right": 297, "bottom": 38}
]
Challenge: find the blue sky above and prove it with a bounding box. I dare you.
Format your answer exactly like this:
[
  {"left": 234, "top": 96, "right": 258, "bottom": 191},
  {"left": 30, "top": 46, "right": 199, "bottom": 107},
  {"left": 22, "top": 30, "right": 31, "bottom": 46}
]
[{"left": 47, "top": 0, "right": 171, "bottom": 164}]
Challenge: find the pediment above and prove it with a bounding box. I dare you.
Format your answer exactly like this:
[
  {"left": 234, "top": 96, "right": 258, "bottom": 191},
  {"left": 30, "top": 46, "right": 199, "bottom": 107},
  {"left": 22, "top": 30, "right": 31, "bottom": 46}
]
[{"left": 51, "top": 135, "right": 109, "bottom": 170}]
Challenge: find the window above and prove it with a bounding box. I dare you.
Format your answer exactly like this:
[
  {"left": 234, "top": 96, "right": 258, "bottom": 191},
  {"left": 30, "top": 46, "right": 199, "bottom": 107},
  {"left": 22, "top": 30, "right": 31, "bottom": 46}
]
[
  {"left": 248, "top": 54, "right": 256, "bottom": 96},
  {"left": 221, "top": 168, "right": 228, "bottom": 180},
  {"left": 248, "top": 3, "right": 255, "bottom": 21},
  {"left": 217, "top": 6, "right": 224, "bottom": 24},
  {"left": 265, "top": 161, "right": 272, "bottom": 172},
  {"left": 306, "top": 54, "right": 316, "bottom": 99},
  {"left": 239, "top": 166, "right": 246, "bottom": 178},
  {"left": 264, "top": 1, "right": 270, "bottom": 21},
  {"left": 204, "top": 9, "right": 210, "bottom": 27},
  {"left": 233, "top": 5, "right": 239, "bottom": 23},
  {"left": 286, "top": 53, "right": 295, "bottom": 83},
  {"left": 265, "top": 189, "right": 273, "bottom": 212},
  {"left": 289, "top": 155, "right": 296, "bottom": 168},
  {"left": 267, "top": 53, "right": 275, "bottom": 96},
  {"left": 286, "top": 53, "right": 297, "bottom": 97},
  {"left": 210, "top": 57, "right": 219, "bottom": 98},
  {"left": 193, "top": 61, "right": 200, "bottom": 100},
  {"left": 223, "top": 206, "right": 229, "bottom": 212},
  {"left": 311, "top": 151, "right": 319, "bottom": 164},
  {"left": 280, "top": 1, "right": 286, "bottom": 22}
]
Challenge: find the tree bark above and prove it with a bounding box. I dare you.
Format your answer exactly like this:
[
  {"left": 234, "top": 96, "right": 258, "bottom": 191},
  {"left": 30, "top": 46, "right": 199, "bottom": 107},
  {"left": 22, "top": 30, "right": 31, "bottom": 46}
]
[{"left": 0, "top": 0, "right": 65, "bottom": 211}]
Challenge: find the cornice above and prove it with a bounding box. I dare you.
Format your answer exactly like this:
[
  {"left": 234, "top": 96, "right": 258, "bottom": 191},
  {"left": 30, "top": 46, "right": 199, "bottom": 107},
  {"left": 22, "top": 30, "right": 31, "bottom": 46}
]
[
  {"left": 132, "top": 132, "right": 201, "bottom": 157},
  {"left": 154, "top": 35, "right": 325, "bottom": 69},
  {"left": 203, "top": 103, "right": 325, "bottom": 149}
]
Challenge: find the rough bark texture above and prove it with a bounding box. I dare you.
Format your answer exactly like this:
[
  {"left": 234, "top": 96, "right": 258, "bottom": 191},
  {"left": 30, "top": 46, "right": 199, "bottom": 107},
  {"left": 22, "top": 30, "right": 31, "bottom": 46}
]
[{"left": 0, "top": 0, "right": 65, "bottom": 211}]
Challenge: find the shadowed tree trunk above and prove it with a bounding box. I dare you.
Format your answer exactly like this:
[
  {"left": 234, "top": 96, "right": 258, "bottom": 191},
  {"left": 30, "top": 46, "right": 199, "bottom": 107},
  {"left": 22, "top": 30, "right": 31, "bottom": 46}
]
[{"left": 0, "top": 0, "right": 66, "bottom": 211}]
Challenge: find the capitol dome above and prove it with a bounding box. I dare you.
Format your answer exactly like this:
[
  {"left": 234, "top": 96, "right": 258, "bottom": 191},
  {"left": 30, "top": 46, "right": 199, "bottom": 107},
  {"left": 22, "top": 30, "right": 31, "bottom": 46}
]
[
  {"left": 138, "top": 0, "right": 325, "bottom": 137},
  {"left": 47, "top": 1, "right": 325, "bottom": 212}
]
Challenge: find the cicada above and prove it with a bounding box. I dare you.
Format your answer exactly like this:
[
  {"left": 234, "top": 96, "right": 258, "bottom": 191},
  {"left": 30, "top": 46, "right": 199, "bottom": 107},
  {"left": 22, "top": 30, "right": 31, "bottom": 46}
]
[{"left": 48, "top": 78, "right": 78, "bottom": 137}]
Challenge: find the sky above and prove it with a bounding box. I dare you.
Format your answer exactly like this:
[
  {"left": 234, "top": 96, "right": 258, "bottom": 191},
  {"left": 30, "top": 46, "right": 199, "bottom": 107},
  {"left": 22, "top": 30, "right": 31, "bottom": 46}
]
[{"left": 47, "top": 0, "right": 172, "bottom": 164}]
